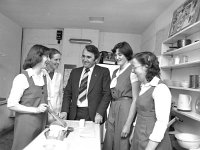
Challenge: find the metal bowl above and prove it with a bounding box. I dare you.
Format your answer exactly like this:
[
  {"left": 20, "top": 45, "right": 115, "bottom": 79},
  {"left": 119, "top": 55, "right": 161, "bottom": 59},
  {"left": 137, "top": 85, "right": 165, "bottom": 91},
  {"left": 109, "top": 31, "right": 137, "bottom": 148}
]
[
  {"left": 177, "top": 39, "right": 192, "bottom": 48},
  {"left": 175, "top": 133, "right": 200, "bottom": 149}
]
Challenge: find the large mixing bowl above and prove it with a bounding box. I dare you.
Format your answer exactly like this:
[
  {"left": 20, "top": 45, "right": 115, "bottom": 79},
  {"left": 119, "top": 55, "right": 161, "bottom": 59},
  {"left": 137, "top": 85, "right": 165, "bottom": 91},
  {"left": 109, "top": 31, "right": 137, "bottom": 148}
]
[{"left": 175, "top": 133, "right": 200, "bottom": 149}]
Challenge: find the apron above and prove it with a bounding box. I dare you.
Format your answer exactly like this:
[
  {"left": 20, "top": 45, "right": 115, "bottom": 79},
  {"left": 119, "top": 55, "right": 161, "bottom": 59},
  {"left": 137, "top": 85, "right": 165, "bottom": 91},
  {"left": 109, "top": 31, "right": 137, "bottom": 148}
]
[
  {"left": 11, "top": 71, "right": 48, "bottom": 150},
  {"left": 103, "top": 65, "right": 133, "bottom": 150},
  {"left": 103, "top": 97, "right": 132, "bottom": 150},
  {"left": 131, "top": 81, "right": 172, "bottom": 150}
]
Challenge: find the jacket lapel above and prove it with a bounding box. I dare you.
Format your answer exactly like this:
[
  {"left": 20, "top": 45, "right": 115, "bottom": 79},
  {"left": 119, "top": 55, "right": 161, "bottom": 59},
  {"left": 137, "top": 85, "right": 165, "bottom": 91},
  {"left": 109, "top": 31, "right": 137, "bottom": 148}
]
[
  {"left": 88, "top": 65, "right": 98, "bottom": 94},
  {"left": 74, "top": 67, "right": 83, "bottom": 97}
]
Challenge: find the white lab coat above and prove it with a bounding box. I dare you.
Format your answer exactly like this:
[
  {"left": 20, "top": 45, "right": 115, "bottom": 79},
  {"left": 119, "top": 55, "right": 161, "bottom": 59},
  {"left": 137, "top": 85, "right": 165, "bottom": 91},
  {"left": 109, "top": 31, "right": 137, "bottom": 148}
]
[{"left": 44, "top": 69, "right": 63, "bottom": 123}]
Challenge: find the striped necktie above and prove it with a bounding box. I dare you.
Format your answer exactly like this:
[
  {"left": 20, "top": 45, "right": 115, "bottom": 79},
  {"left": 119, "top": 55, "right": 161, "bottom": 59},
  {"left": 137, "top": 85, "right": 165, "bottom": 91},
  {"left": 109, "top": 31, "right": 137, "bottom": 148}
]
[{"left": 78, "top": 68, "right": 90, "bottom": 102}]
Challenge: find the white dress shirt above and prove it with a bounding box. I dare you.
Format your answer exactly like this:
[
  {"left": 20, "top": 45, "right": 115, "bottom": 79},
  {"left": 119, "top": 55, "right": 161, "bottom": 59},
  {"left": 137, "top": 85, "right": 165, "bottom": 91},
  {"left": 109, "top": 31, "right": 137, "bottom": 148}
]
[
  {"left": 77, "top": 65, "right": 95, "bottom": 107},
  {"left": 7, "top": 68, "right": 45, "bottom": 107},
  {"left": 140, "top": 76, "right": 171, "bottom": 142}
]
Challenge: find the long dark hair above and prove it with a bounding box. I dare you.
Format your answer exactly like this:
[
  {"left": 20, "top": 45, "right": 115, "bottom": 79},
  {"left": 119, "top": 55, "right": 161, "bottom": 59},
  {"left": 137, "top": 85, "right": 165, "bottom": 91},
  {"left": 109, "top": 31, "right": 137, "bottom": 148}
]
[
  {"left": 23, "top": 44, "right": 49, "bottom": 70},
  {"left": 133, "top": 51, "right": 160, "bottom": 82}
]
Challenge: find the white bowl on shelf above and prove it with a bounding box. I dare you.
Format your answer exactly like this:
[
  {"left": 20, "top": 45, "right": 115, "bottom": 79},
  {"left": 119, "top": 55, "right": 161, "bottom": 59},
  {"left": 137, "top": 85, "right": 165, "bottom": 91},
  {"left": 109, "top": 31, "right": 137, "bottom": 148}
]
[
  {"left": 173, "top": 81, "right": 181, "bottom": 87},
  {"left": 175, "top": 133, "right": 200, "bottom": 149},
  {"left": 163, "top": 79, "right": 173, "bottom": 86},
  {"left": 181, "top": 81, "right": 190, "bottom": 88}
]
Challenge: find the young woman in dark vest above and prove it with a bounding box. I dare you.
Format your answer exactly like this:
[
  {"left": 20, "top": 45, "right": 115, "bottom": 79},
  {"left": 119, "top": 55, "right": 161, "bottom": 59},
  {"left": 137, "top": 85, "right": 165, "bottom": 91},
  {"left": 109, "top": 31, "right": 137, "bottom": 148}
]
[
  {"left": 130, "top": 51, "right": 172, "bottom": 150},
  {"left": 7, "top": 45, "right": 49, "bottom": 150},
  {"left": 103, "top": 42, "right": 140, "bottom": 150}
]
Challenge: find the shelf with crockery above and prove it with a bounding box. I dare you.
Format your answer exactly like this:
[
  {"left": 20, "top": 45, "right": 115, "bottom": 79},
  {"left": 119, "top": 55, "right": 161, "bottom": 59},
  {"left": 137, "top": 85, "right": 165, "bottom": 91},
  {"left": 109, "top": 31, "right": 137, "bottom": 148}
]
[
  {"left": 172, "top": 107, "right": 200, "bottom": 122},
  {"left": 163, "top": 21, "right": 200, "bottom": 44},
  {"left": 167, "top": 86, "right": 200, "bottom": 92},
  {"left": 162, "top": 41, "right": 200, "bottom": 56},
  {"left": 160, "top": 60, "right": 200, "bottom": 69}
]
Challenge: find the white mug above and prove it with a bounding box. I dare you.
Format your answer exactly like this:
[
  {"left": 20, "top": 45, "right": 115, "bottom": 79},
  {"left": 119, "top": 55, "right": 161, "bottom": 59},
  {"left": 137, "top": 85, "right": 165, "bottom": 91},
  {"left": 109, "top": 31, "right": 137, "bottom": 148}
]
[
  {"left": 177, "top": 94, "right": 192, "bottom": 111},
  {"left": 174, "top": 56, "right": 180, "bottom": 65}
]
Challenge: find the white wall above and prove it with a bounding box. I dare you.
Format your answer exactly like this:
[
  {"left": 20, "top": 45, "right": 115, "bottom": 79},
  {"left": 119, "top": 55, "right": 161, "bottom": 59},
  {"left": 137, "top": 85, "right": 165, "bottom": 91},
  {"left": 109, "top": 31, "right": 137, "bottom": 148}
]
[
  {"left": 22, "top": 28, "right": 63, "bottom": 71},
  {"left": 99, "top": 32, "right": 141, "bottom": 54},
  {"left": 0, "top": 13, "right": 22, "bottom": 98},
  {"left": 61, "top": 28, "right": 99, "bottom": 70},
  {"left": 22, "top": 28, "right": 142, "bottom": 75}
]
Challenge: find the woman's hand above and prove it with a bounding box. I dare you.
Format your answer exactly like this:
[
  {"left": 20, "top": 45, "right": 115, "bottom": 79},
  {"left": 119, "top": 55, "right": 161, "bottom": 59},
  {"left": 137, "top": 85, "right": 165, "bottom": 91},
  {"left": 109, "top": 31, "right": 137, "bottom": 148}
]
[
  {"left": 95, "top": 113, "right": 103, "bottom": 124},
  {"left": 145, "top": 140, "right": 159, "bottom": 150},
  {"left": 59, "top": 112, "right": 67, "bottom": 119},
  {"left": 129, "top": 126, "right": 135, "bottom": 144},
  {"left": 121, "top": 124, "right": 131, "bottom": 138},
  {"left": 36, "top": 103, "right": 48, "bottom": 113}
]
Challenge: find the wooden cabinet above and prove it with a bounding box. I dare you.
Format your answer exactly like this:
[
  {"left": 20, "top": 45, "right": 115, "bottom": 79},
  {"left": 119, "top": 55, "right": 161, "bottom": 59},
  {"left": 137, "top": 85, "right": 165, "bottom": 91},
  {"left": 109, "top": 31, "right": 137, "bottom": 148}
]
[{"left": 160, "top": 21, "right": 200, "bottom": 133}]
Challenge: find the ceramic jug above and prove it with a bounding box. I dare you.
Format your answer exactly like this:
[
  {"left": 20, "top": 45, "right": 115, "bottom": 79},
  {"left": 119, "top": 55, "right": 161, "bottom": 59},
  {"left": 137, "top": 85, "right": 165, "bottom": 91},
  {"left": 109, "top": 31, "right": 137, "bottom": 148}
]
[{"left": 177, "top": 94, "right": 192, "bottom": 111}]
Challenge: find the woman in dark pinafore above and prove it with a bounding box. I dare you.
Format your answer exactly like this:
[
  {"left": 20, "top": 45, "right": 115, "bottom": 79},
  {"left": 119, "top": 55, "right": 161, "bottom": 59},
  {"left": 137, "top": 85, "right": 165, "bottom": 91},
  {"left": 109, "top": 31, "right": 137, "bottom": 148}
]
[
  {"left": 103, "top": 42, "right": 140, "bottom": 150},
  {"left": 130, "top": 51, "right": 172, "bottom": 150},
  {"left": 7, "top": 45, "right": 50, "bottom": 150}
]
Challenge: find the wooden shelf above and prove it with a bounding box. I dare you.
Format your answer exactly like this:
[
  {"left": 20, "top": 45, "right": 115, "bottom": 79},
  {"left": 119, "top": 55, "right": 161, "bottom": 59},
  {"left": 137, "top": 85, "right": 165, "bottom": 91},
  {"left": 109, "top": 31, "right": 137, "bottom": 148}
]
[
  {"left": 168, "top": 86, "right": 200, "bottom": 92},
  {"left": 160, "top": 60, "right": 200, "bottom": 69},
  {"left": 163, "top": 41, "right": 200, "bottom": 55},
  {"left": 163, "top": 21, "right": 200, "bottom": 44},
  {"left": 172, "top": 107, "right": 200, "bottom": 122}
]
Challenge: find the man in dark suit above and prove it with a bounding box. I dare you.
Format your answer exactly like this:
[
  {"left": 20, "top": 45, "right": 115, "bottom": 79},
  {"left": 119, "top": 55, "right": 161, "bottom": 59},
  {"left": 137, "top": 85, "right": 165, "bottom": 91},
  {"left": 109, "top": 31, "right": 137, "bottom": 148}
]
[{"left": 60, "top": 45, "right": 111, "bottom": 124}]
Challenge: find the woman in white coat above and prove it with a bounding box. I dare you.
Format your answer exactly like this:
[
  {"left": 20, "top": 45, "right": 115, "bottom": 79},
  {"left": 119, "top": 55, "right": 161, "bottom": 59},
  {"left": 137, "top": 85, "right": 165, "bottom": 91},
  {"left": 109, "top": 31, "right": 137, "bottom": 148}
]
[{"left": 45, "top": 48, "right": 63, "bottom": 124}]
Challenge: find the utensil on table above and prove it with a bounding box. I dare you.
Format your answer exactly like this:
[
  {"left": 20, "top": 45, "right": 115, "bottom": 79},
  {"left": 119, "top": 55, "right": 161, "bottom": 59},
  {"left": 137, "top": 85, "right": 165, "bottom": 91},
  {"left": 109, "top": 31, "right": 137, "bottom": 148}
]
[
  {"left": 47, "top": 107, "right": 67, "bottom": 128},
  {"left": 44, "top": 126, "right": 74, "bottom": 141}
]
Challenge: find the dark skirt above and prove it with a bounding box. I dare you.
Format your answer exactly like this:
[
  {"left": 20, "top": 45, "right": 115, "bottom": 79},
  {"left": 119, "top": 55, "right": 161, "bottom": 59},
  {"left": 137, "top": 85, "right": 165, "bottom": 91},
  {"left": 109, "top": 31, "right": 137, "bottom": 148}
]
[
  {"left": 130, "top": 113, "right": 172, "bottom": 150},
  {"left": 11, "top": 112, "right": 47, "bottom": 150}
]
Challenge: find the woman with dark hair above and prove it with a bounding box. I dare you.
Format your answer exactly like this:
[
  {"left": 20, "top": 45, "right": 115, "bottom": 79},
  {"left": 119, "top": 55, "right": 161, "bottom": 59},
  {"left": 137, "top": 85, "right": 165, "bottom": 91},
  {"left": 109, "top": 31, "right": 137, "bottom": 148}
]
[
  {"left": 44, "top": 48, "right": 63, "bottom": 124},
  {"left": 103, "top": 42, "right": 140, "bottom": 150},
  {"left": 7, "top": 44, "right": 50, "bottom": 150},
  {"left": 130, "top": 51, "right": 172, "bottom": 150}
]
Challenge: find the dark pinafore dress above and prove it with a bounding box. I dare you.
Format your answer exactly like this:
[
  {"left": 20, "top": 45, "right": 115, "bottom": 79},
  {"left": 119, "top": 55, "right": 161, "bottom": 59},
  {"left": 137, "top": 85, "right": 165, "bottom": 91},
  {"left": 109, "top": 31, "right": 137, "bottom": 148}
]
[
  {"left": 130, "top": 81, "right": 172, "bottom": 150},
  {"left": 103, "top": 65, "right": 133, "bottom": 150},
  {"left": 11, "top": 71, "right": 48, "bottom": 150}
]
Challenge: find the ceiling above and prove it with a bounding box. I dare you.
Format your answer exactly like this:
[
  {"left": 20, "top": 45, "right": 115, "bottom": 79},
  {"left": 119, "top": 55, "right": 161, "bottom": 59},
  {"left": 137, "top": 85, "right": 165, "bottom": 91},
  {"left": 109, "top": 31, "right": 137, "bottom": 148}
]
[{"left": 0, "top": 0, "right": 174, "bottom": 34}]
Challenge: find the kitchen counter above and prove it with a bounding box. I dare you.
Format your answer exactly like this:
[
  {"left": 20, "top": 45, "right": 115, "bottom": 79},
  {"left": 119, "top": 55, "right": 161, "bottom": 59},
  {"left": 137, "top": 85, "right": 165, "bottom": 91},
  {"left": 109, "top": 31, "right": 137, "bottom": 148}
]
[{"left": 24, "top": 120, "right": 101, "bottom": 150}]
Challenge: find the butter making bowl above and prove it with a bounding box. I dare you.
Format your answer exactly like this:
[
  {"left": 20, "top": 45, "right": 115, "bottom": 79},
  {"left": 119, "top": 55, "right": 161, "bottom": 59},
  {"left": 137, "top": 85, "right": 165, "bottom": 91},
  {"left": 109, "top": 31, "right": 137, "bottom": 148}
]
[{"left": 175, "top": 133, "right": 200, "bottom": 149}]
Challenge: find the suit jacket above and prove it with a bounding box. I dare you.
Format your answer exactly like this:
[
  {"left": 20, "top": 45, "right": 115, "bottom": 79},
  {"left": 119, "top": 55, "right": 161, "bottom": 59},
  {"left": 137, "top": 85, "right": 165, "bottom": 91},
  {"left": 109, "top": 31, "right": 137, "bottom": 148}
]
[{"left": 61, "top": 65, "right": 111, "bottom": 123}]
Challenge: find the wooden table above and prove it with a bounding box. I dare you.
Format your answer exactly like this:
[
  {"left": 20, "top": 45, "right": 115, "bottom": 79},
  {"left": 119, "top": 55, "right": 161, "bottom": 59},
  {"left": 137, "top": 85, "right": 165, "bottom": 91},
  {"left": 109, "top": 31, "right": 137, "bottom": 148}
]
[{"left": 23, "top": 120, "right": 101, "bottom": 150}]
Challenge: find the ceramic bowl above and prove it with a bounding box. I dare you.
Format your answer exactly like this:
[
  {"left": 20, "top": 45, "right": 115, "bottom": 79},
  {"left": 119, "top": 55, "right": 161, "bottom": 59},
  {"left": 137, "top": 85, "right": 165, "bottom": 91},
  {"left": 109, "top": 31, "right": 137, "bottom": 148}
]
[
  {"left": 173, "top": 81, "right": 181, "bottom": 87},
  {"left": 163, "top": 79, "right": 173, "bottom": 86},
  {"left": 181, "top": 81, "right": 190, "bottom": 88},
  {"left": 175, "top": 133, "right": 200, "bottom": 149}
]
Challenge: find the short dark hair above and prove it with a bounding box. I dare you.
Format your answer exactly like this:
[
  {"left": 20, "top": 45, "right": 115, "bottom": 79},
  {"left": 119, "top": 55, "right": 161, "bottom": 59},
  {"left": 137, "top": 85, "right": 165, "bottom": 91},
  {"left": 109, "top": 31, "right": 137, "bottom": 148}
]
[
  {"left": 49, "top": 48, "right": 61, "bottom": 59},
  {"left": 111, "top": 41, "right": 133, "bottom": 61},
  {"left": 133, "top": 51, "right": 160, "bottom": 82},
  {"left": 85, "top": 45, "right": 100, "bottom": 60},
  {"left": 23, "top": 44, "right": 49, "bottom": 70}
]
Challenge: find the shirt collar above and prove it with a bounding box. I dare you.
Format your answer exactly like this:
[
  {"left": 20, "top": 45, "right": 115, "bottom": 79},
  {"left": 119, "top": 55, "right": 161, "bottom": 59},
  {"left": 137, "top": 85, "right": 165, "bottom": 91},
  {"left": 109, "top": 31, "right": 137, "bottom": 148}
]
[
  {"left": 26, "top": 68, "right": 45, "bottom": 77},
  {"left": 116, "top": 62, "right": 131, "bottom": 76},
  {"left": 141, "top": 76, "right": 160, "bottom": 88},
  {"left": 84, "top": 65, "right": 95, "bottom": 73}
]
